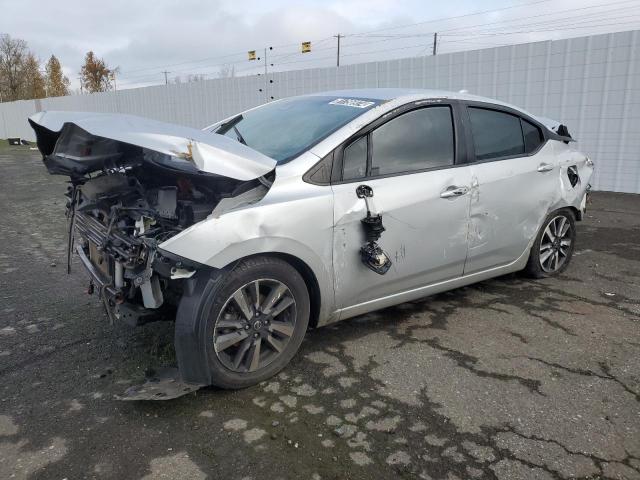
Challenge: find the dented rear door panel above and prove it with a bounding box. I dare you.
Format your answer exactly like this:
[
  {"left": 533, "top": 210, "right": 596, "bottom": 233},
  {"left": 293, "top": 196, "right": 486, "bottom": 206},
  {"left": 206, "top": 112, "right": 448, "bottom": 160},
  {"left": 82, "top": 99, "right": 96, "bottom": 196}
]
[{"left": 465, "top": 142, "right": 559, "bottom": 274}]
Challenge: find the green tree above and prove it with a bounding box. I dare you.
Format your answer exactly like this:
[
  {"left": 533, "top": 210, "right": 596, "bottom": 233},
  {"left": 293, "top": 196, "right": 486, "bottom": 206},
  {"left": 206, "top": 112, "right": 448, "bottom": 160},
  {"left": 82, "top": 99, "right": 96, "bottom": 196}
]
[
  {"left": 45, "top": 55, "right": 70, "bottom": 97},
  {"left": 80, "top": 51, "right": 114, "bottom": 93},
  {"left": 21, "top": 53, "right": 46, "bottom": 99}
]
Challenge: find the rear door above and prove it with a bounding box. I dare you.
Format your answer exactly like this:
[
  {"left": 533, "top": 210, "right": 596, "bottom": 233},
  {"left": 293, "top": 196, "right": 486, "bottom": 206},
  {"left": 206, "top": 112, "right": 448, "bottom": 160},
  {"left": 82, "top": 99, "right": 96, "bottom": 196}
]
[
  {"left": 462, "top": 104, "right": 558, "bottom": 274},
  {"left": 331, "top": 102, "right": 473, "bottom": 311}
]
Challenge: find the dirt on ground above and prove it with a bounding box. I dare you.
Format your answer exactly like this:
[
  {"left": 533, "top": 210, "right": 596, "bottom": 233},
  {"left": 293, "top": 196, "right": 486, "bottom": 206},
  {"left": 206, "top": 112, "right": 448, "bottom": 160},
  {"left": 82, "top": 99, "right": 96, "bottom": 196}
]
[{"left": 1, "top": 146, "right": 639, "bottom": 480}]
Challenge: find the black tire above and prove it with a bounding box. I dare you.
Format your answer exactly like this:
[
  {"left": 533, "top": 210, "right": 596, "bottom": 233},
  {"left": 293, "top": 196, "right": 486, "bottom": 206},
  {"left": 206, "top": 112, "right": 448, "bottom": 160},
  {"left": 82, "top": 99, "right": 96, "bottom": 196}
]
[
  {"left": 524, "top": 208, "right": 576, "bottom": 278},
  {"left": 200, "top": 256, "right": 309, "bottom": 389}
]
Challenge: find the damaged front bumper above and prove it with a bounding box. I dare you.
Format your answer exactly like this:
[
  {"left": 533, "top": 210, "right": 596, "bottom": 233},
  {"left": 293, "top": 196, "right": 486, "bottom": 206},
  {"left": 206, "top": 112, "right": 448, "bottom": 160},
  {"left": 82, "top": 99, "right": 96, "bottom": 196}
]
[{"left": 74, "top": 229, "right": 203, "bottom": 327}]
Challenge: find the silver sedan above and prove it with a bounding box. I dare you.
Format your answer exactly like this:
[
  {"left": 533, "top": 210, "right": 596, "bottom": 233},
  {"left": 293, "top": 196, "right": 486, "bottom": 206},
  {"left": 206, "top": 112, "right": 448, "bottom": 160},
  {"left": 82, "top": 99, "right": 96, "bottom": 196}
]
[{"left": 30, "top": 88, "right": 593, "bottom": 390}]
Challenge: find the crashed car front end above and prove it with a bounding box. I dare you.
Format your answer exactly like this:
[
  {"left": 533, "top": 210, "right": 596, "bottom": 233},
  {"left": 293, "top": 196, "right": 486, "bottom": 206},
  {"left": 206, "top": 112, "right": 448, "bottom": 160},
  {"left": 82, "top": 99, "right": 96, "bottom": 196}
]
[
  {"left": 29, "top": 111, "right": 276, "bottom": 329},
  {"left": 68, "top": 172, "right": 210, "bottom": 326}
]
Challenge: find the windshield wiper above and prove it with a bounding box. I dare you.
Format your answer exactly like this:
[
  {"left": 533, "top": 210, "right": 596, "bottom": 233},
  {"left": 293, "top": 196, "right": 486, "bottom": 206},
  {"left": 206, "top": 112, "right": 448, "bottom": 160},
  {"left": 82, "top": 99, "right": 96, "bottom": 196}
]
[
  {"left": 215, "top": 115, "right": 247, "bottom": 145},
  {"left": 232, "top": 125, "right": 247, "bottom": 145}
]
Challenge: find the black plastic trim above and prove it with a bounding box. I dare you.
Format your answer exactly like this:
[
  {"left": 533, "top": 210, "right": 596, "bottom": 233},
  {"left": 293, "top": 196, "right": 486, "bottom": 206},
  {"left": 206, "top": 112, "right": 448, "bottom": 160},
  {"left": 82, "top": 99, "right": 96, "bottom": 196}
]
[
  {"left": 301, "top": 97, "right": 574, "bottom": 185},
  {"left": 156, "top": 248, "right": 210, "bottom": 272},
  {"left": 302, "top": 152, "right": 334, "bottom": 186},
  {"left": 459, "top": 100, "right": 572, "bottom": 164},
  {"left": 75, "top": 244, "right": 120, "bottom": 297},
  {"left": 174, "top": 268, "right": 226, "bottom": 384}
]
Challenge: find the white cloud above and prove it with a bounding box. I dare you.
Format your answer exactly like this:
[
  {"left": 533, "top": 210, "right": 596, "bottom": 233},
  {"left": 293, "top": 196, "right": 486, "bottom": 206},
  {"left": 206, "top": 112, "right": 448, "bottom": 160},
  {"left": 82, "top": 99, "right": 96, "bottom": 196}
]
[{"left": 1, "top": 0, "right": 637, "bottom": 90}]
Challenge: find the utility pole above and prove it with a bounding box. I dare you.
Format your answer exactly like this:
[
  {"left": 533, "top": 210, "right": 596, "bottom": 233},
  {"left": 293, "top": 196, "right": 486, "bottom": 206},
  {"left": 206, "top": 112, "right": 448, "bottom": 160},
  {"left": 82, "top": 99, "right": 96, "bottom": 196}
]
[
  {"left": 334, "top": 34, "right": 342, "bottom": 67},
  {"left": 162, "top": 71, "right": 169, "bottom": 85},
  {"left": 263, "top": 47, "right": 268, "bottom": 102},
  {"left": 263, "top": 47, "right": 270, "bottom": 102},
  {"left": 432, "top": 32, "right": 438, "bottom": 56}
]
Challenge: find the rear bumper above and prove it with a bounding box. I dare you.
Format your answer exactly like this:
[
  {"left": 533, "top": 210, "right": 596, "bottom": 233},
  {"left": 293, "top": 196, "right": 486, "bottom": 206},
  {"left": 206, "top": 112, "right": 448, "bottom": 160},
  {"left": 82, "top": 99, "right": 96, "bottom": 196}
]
[{"left": 579, "top": 184, "right": 592, "bottom": 219}]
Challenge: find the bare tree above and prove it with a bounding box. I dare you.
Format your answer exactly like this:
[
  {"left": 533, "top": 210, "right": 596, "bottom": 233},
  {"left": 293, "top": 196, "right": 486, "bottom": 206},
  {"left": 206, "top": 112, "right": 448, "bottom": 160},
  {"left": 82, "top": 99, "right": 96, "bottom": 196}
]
[
  {"left": 186, "top": 74, "right": 206, "bottom": 83},
  {"left": 0, "top": 34, "right": 28, "bottom": 102},
  {"left": 80, "top": 51, "right": 115, "bottom": 93},
  {"left": 218, "top": 64, "right": 235, "bottom": 78},
  {"left": 45, "top": 55, "right": 70, "bottom": 97}
]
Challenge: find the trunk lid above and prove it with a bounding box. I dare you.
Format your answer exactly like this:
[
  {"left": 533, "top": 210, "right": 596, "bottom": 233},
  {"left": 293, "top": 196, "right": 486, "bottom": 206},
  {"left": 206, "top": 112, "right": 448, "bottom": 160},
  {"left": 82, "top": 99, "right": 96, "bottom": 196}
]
[{"left": 28, "top": 111, "right": 277, "bottom": 181}]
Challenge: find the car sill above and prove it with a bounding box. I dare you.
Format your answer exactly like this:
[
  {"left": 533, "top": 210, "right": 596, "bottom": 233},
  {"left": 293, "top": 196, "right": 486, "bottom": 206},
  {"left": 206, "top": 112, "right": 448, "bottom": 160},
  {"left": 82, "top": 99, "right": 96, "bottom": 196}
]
[{"left": 334, "top": 245, "right": 531, "bottom": 323}]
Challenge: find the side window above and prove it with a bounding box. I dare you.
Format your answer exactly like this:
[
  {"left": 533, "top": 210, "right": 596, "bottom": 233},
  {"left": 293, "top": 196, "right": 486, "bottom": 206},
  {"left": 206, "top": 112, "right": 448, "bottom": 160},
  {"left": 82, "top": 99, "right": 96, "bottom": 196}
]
[
  {"left": 468, "top": 107, "right": 524, "bottom": 160},
  {"left": 370, "top": 106, "right": 454, "bottom": 176},
  {"left": 342, "top": 136, "right": 367, "bottom": 181},
  {"left": 522, "top": 119, "right": 543, "bottom": 153}
]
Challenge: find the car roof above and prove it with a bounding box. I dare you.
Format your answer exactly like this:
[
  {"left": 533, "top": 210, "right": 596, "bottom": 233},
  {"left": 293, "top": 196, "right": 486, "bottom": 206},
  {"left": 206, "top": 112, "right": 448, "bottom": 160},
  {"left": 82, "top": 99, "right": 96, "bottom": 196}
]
[
  {"left": 307, "top": 88, "right": 454, "bottom": 101},
  {"left": 306, "top": 88, "right": 533, "bottom": 117}
]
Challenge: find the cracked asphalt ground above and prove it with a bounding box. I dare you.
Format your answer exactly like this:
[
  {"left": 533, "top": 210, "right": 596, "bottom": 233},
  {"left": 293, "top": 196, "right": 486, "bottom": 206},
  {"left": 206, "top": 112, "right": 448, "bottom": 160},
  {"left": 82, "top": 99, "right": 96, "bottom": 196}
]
[{"left": 0, "top": 145, "right": 639, "bottom": 480}]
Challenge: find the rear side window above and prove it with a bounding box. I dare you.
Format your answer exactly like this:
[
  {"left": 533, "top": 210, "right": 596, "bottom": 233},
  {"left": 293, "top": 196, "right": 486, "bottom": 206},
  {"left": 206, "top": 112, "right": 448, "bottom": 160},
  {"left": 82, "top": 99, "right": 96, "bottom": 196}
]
[
  {"left": 370, "top": 106, "right": 454, "bottom": 176},
  {"left": 522, "top": 119, "right": 543, "bottom": 153},
  {"left": 468, "top": 107, "right": 524, "bottom": 160},
  {"left": 342, "top": 136, "right": 367, "bottom": 181}
]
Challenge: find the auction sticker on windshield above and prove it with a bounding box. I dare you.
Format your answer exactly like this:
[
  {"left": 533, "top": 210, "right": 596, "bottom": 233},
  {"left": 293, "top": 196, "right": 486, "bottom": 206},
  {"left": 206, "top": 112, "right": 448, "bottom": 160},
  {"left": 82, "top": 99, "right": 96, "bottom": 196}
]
[{"left": 329, "top": 98, "right": 376, "bottom": 108}]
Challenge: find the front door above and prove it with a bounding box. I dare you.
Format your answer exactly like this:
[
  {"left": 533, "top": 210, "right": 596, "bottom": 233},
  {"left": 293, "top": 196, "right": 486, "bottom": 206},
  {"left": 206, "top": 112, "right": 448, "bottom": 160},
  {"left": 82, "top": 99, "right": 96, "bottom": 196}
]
[{"left": 331, "top": 104, "right": 472, "bottom": 312}]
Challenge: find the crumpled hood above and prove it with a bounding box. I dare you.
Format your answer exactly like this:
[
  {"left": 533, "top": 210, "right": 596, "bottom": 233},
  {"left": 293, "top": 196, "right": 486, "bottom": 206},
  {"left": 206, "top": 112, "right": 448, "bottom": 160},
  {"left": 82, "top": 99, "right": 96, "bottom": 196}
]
[{"left": 28, "top": 111, "right": 276, "bottom": 181}]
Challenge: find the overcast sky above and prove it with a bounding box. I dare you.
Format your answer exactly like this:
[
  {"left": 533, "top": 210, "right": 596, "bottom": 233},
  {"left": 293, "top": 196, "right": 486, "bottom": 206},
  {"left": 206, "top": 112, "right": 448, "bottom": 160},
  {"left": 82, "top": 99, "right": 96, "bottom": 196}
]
[{"left": 1, "top": 0, "right": 639, "bottom": 90}]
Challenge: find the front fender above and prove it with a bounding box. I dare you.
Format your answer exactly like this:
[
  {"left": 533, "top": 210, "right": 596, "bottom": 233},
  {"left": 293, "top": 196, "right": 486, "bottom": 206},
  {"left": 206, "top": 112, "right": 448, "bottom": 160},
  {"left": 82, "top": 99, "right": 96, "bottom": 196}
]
[{"left": 159, "top": 193, "right": 335, "bottom": 322}]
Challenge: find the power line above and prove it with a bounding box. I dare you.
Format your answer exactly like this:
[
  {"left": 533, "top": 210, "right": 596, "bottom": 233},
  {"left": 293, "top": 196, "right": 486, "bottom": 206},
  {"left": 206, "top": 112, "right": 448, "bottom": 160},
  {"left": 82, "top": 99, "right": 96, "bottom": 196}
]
[
  {"left": 116, "top": 1, "right": 558, "bottom": 81},
  {"left": 338, "top": 0, "right": 640, "bottom": 43},
  {"left": 118, "top": 36, "right": 333, "bottom": 78},
  {"left": 437, "top": 0, "right": 640, "bottom": 34},
  {"left": 443, "top": 12, "right": 640, "bottom": 36},
  {"left": 117, "top": 0, "right": 640, "bottom": 87},
  {"left": 292, "top": 2, "right": 640, "bottom": 53},
  {"left": 345, "top": 0, "right": 554, "bottom": 37},
  {"left": 442, "top": 18, "right": 640, "bottom": 37}
]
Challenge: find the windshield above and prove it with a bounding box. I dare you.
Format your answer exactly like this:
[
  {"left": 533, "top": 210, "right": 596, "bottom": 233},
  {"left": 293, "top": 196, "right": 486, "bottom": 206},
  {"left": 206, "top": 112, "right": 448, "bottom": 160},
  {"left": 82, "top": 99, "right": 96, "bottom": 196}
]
[{"left": 213, "top": 95, "right": 382, "bottom": 163}]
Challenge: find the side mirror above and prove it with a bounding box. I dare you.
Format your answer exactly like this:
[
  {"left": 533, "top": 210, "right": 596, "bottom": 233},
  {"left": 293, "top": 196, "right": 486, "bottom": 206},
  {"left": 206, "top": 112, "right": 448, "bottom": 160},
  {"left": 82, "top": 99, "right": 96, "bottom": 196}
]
[{"left": 356, "top": 184, "right": 373, "bottom": 198}]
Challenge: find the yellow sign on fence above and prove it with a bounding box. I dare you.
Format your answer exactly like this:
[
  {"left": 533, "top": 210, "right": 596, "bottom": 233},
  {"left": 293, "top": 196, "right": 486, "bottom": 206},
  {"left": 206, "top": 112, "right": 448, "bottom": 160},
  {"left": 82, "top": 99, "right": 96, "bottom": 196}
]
[
  {"left": 301, "top": 41, "right": 311, "bottom": 53},
  {"left": 248, "top": 50, "right": 257, "bottom": 61}
]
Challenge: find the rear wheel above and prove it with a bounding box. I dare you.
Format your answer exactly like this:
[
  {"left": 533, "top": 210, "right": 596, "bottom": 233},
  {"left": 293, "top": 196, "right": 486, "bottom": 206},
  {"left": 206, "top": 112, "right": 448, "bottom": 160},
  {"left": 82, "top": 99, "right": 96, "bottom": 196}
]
[
  {"left": 202, "top": 257, "right": 309, "bottom": 389},
  {"left": 524, "top": 209, "right": 576, "bottom": 278}
]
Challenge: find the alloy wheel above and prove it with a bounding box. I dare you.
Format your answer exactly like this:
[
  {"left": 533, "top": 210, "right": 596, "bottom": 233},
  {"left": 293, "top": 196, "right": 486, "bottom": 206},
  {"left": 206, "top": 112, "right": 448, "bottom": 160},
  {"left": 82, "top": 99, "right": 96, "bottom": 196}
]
[
  {"left": 539, "top": 215, "right": 572, "bottom": 273},
  {"left": 213, "top": 279, "right": 297, "bottom": 373}
]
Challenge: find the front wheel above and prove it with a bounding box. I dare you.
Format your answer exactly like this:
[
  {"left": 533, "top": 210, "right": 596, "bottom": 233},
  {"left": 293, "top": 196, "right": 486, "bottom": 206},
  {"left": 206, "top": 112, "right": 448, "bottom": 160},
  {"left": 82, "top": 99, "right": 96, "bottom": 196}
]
[
  {"left": 524, "top": 209, "right": 576, "bottom": 278},
  {"left": 202, "top": 256, "right": 310, "bottom": 389}
]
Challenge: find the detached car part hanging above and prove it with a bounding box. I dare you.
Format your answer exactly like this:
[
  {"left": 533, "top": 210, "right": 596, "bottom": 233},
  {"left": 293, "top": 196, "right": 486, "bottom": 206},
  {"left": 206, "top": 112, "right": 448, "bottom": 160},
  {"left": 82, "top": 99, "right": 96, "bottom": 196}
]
[{"left": 356, "top": 184, "right": 392, "bottom": 275}]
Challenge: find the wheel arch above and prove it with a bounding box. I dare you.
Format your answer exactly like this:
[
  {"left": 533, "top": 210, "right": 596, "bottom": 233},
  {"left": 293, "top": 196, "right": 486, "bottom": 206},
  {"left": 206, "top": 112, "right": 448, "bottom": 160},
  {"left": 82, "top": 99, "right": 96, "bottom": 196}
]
[
  {"left": 566, "top": 206, "right": 582, "bottom": 221},
  {"left": 174, "top": 251, "right": 324, "bottom": 386},
  {"left": 548, "top": 200, "right": 583, "bottom": 222},
  {"left": 227, "top": 252, "right": 322, "bottom": 329}
]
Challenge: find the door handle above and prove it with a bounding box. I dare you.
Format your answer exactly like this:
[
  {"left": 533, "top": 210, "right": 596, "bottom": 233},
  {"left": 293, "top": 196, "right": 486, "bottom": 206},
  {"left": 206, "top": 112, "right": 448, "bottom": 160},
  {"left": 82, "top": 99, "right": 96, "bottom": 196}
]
[
  {"left": 537, "top": 163, "right": 554, "bottom": 172},
  {"left": 440, "top": 186, "right": 469, "bottom": 199}
]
